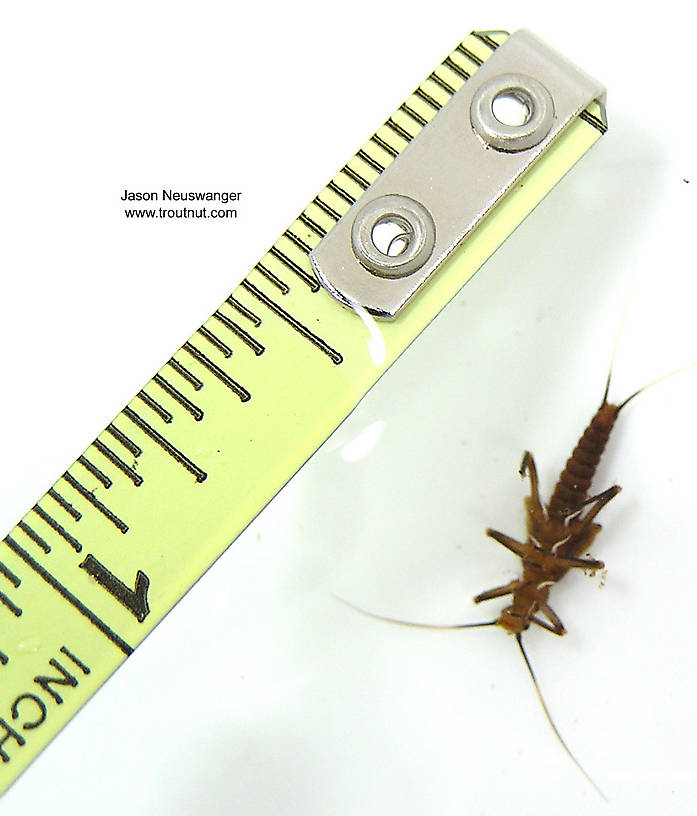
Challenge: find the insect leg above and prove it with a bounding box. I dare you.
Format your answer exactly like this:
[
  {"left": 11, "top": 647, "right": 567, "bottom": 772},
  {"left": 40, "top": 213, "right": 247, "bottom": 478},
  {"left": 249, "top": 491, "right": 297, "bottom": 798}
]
[
  {"left": 519, "top": 451, "right": 542, "bottom": 507},
  {"left": 485, "top": 528, "right": 526, "bottom": 557},
  {"left": 534, "top": 602, "right": 566, "bottom": 635},
  {"left": 473, "top": 579, "right": 520, "bottom": 604},
  {"left": 554, "top": 554, "right": 605, "bottom": 571},
  {"left": 530, "top": 615, "right": 565, "bottom": 635},
  {"left": 578, "top": 485, "right": 621, "bottom": 528}
]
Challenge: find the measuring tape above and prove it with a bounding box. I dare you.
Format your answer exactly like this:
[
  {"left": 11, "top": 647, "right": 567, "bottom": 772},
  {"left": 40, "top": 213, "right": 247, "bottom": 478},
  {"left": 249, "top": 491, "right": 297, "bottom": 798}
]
[{"left": 0, "top": 29, "right": 605, "bottom": 794}]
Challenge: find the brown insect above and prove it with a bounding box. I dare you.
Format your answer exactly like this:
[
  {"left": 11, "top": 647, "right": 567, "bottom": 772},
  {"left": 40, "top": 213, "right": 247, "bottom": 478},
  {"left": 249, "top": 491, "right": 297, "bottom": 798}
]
[{"left": 340, "top": 353, "right": 694, "bottom": 798}]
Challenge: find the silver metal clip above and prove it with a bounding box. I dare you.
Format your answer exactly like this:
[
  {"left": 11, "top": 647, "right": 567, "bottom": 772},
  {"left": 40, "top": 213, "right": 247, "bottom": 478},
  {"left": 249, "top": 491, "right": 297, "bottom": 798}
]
[{"left": 309, "top": 30, "right": 606, "bottom": 318}]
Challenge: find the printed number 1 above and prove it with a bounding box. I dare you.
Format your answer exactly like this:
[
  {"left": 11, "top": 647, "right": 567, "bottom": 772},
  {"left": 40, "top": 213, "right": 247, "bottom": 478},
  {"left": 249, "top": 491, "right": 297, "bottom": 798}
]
[{"left": 80, "top": 554, "right": 151, "bottom": 622}]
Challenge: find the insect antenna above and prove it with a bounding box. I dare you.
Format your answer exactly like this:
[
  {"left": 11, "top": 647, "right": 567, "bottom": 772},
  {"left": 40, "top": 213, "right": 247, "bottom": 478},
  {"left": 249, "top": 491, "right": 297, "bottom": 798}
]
[
  {"left": 334, "top": 596, "right": 498, "bottom": 630},
  {"left": 515, "top": 634, "right": 607, "bottom": 801}
]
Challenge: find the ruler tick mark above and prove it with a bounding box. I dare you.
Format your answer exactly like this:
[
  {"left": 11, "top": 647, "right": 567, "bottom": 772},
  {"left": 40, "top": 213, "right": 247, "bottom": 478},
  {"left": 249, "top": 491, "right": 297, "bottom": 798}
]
[
  {"left": 93, "top": 439, "right": 143, "bottom": 486},
  {"left": 137, "top": 390, "right": 174, "bottom": 423},
  {"left": 213, "top": 311, "right": 264, "bottom": 356},
  {"left": 341, "top": 164, "right": 370, "bottom": 189},
  {"left": 384, "top": 117, "right": 415, "bottom": 143},
  {"left": 239, "top": 280, "right": 343, "bottom": 365},
  {"left": 370, "top": 134, "right": 399, "bottom": 159},
  {"left": 0, "top": 590, "right": 22, "bottom": 618},
  {"left": 31, "top": 506, "right": 82, "bottom": 552},
  {"left": 17, "top": 521, "right": 50, "bottom": 554},
  {"left": 399, "top": 102, "right": 428, "bottom": 127},
  {"left": 268, "top": 246, "right": 319, "bottom": 292},
  {"left": 283, "top": 230, "right": 313, "bottom": 256},
  {"left": 106, "top": 424, "right": 142, "bottom": 458},
  {"left": 355, "top": 149, "right": 385, "bottom": 175},
  {"left": 47, "top": 488, "right": 82, "bottom": 521},
  {"left": 254, "top": 262, "right": 289, "bottom": 294},
  {"left": 198, "top": 326, "right": 232, "bottom": 359},
  {"left": 442, "top": 56, "right": 470, "bottom": 81},
  {"left": 182, "top": 343, "right": 251, "bottom": 403},
  {"left": 326, "top": 180, "right": 357, "bottom": 205},
  {"left": 122, "top": 406, "right": 208, "bottom": 482},
  {"left": 428, "top": 70, "right": 456, "bottom": 95},
  {"left": 414, "top": 86, "right": 442, "bottom": 111},
  {"left": 298, "top": 212, "right": 326, "bottom": 238},
  {"left": 0, "top": 561, "right": 20, "bottom": 588},
  {"left": 312, "top": 196, "right": 342, "bottom": 223},
  {"left": 166, "top": 358, "right": 204, "bottom": 391},
  {"left": 226, "top": 297, "right": 261, "bottom": 327},
  {"left": 579, "top": 109, "right": 607, "bottom": 134},
  {"left": 472, "top": 31, "right": 501, "bottom": 51},
  {"left": 455, "top": 42, "right": 483, "bottom": 66},
  {"left": 153, "top": 374, "right": 204, "bottom": 421},
  {"left": 77, "top": 455, "right": 112, "bottom": 488},
  {"left": 3, "top": 536, "right": 133, "bottom": 655},
  {"left": 62, "top": 472, "right": 129, "bottom": 533}
]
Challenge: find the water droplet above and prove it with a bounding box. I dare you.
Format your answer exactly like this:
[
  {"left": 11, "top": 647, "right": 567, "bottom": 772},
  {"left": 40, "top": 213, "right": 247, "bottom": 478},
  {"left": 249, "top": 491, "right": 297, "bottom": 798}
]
[{"left": 17, "top": 636, "right": 42, "bottom": 654}]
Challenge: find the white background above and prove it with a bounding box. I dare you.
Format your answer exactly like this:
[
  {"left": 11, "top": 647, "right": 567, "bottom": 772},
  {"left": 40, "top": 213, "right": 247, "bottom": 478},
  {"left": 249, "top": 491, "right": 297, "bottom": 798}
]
[{"left": 2, "top": 2, "right": 696, "bottom": 814}]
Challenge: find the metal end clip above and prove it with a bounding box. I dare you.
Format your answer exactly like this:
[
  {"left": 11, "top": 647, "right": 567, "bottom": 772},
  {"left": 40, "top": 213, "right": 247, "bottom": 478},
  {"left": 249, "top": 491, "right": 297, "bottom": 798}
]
[{"left": 309, "top": 29, "right": 606, "bottom": 318}]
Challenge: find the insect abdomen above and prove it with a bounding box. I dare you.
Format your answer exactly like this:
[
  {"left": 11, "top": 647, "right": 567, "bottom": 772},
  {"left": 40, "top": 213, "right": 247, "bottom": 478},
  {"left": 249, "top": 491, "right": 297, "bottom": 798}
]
[{"left": 547, "top": 402, "right": 619, "bottom": 516}]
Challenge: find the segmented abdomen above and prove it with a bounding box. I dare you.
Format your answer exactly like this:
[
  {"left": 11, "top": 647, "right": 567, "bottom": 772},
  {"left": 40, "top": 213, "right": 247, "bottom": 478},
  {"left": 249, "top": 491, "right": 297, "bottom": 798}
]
[{"left": 547, "top": 402, "right": 619, "bottom": 516}]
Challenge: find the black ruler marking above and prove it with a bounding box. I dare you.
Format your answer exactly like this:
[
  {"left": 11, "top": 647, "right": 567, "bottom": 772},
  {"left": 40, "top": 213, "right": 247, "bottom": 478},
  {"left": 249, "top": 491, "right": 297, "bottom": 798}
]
[
  {"left": 384, "top": 117, "right": 415, "bottom": 143},
  {"left": 239, "top": 280, "right": 343, "bottom": 365},
  {"left": 326, "top": 180, "right": 356, "bottom": 205},
  {"left": 3, "top": 536, "right": 133, "bottom": 656},
  {"left": 456, "top": 42, "right": 483, "bottom": 66},
  {"left": 312, "top": 196, "right": 342, "bottom": 223},
  {"left": 442, "top": 55, "right": 470, "bottom": 81},
  {"left": 122, "top": 406, "right": 208, "bottom": 482},
  {"left": 93, "top": 439, "right": 143, "bottom": 486},
  {"left": 355, "top": 149, "right": 385, "bottom": 175},
  {"left": 166, "top": 357, "right": 204, "bottom": 391},
  {"left": 62, "top": 472, "right": 129, "bottom": 533},
  {"left": 268, "top": 247, "right": 319, "bottom": 292},
  {"left": 47, "top": 488, "right": 82, "bottom": 521},
  {"left": 370, "top": 133, "right": 398, "bottom": 159},
  {"left": 79, "top": 554, "right": 150, "bottom": 623},
  {"left": 77, "top": 455, "right": 112, "bottom": 488},
  {"left": 472, "top": 31, "right": 501, "bottom": 51},
  {"left": 153, "top": 374, "right": 204, "bottom": 421},
  {"left": 106, "top": 423, "right": 142, "bottom": 458},
  {"left": 297, "top": 212, "right": 326, "bottom": 238},
  {"left": 137, "top": 390, "right": 174, "bottom": 423},
  {"left": 255, "top": 262, "right": 289, "bottom": 294},
  {"left": 181, "top": 343, "right": 251, "bottom": 403},
  {"left": 226, "top": 296, "right": 261, "bottom": 327},
  {"left": 198, "top": 326, "right": 233, "bottom": 359},
  {"left": 17, "top": 521, "right": 50, "bottom": 554},
  {"left": 32, "top": 506, "right": 82, "bottom": 553},
  {"left": 0, "top": 590, "right": 22, "bottom": 618},
  {"left": 283, "top": 229, "right": 314, "bottom": 256},
  {"left": 341, "top": 164, "right": 370, "bottom": 190},
  {"left": 428, "top": 70, "right": 456, "bottom": 95},
  {"left": 213, "top": 311, "right": 265, "bottom": 356},
  {"left": 399, "top": 103, "right": 428, "bottom": 127},
  {"left": 579, "top": 109, "right": 607, "bottom": 134},
  {"left": 60, "top": 645, "right": 90, "bottom": 674},
  {"left": 413, "top": 87, "right": 441, "bottom": 111},
  {"left": 0, "top": 560, "right": 20, "bottom": 588}
]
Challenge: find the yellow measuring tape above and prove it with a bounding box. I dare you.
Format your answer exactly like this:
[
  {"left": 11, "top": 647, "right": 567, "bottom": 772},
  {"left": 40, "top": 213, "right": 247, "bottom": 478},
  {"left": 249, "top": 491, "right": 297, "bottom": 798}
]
[{"left": 0, "top": 29, "right": 605, "bottom": 794}]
